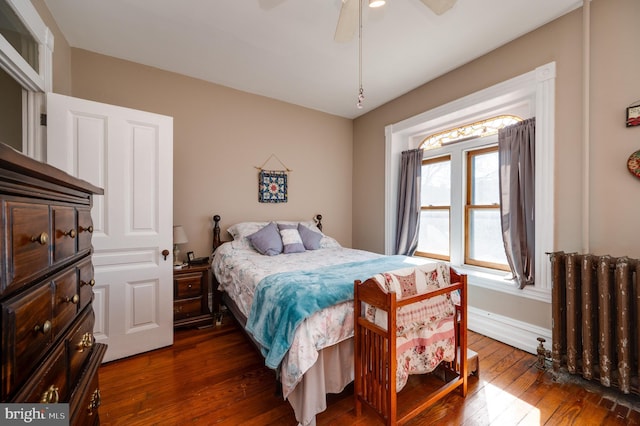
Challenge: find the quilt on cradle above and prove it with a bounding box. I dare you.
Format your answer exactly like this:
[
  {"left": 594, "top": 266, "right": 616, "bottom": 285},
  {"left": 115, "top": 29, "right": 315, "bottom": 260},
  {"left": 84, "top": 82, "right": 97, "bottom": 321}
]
[{"left": 367, "top": 262, "right": 458, "bottom": 391}]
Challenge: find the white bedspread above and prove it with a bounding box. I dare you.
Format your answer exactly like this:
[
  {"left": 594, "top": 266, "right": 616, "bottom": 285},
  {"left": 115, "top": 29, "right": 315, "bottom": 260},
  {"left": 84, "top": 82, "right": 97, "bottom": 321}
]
[{"left": 211, "top": 238, "right": 383, "bottom": 397}]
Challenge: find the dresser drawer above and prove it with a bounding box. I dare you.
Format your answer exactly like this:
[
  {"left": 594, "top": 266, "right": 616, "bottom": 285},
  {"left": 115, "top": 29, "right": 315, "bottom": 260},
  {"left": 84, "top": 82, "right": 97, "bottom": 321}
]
[
  {"left": 3, "top": 202, "right": 50, "bottom": 295},
  {"left": 69, "top": 343, "right": 106, "bottom": 426},
  {"left": 174, "top": 297, "right": 202, "bottom": 320},
  {"left": 173, "top": 265, "right": 212, "bottom": 328},
  {"left": 77, "top": 258, "right": 95, "bottom": 312},
  {"left": 53, "top": 267, "right": 81, "bottom": 337},
  {"left": 77, "top": 208, "right": 94, "bottom": 254},
  {"left": 67, "top": 308, "right": 95, "bottom": 387},
  {"left": 53, "top": 206, "right": 77, "bottom": 264},
  {"left": 175, "top": 272, "right": 202, "bottom": 298},
  {"left": 0, "top": 143, "right": 104, "bottom": 414},
  {"left": 72, "top": 370, "right": 100, "bottom": 426},
  {"left": 1, "top": 282, "right": 53, "bottom": 399},
  {"left": 12, "top": 343, "right": 67, "bottom": 404}
]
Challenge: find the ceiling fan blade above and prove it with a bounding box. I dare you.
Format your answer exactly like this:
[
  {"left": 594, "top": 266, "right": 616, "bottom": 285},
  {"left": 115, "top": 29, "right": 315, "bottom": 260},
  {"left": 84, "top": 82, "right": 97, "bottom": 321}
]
[
  {"left": 419, "top": 0, "right": 457, "bottom": 15},
  {"left": 334, "top": 0, "right": 358, "bottom": 42}
]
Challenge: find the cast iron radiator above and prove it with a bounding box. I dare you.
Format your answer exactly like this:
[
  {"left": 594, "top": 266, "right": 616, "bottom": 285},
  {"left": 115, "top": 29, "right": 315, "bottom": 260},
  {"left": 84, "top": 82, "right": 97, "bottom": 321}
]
[{"left": 549, "top": 252, "right": 639, "bottom": 395}]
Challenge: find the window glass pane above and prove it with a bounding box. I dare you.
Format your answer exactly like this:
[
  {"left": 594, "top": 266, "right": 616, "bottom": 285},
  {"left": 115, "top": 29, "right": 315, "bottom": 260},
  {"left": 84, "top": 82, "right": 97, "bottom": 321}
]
[
  {"left": 418, "top": 209, "right": 449, "bottom": 256},
  {"left": 421, "top": 160, "right": 450, "bottom": 206},
  {"left": 468, "top": 209, "right": 507, "bottom": 265},
  {"left": 471, "top": 150, "right": 499, "bottom": 205},
  {"left": 0, "top": 0, "right": 39, "bottom": 71}
]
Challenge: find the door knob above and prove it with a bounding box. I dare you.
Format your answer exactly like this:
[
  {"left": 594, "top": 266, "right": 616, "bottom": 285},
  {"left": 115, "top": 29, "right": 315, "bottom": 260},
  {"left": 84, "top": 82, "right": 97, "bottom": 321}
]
[{"left": 162, "top": 249, "right": 170, "bottom": 260}]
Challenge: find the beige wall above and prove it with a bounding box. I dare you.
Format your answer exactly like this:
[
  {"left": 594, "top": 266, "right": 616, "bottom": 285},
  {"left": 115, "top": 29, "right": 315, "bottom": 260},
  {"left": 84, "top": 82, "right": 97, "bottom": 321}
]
[
  {"left": 353, "top": 0, "right": 640, "bottom": 329},
  {"left": 33, "top": 1, "right": 353, "bottom": 257},
  {"left": 66, "top": 50, "right": 353, "bottom": 257},
  {"left": 589, "top": 0, "right": 640, "bottom": 257},
  {"left": 34, "top": 0, "right": 639, "bottom": 331},
  {"left": 31, "top": 0, "right": 72, "bottom": 95}
]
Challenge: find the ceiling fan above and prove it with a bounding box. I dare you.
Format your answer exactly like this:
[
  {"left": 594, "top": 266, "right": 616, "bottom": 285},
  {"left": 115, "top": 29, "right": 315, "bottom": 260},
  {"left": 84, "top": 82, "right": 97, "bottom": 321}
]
[{"left": 334, "top": 0, "right": 458, "bottom": 42}]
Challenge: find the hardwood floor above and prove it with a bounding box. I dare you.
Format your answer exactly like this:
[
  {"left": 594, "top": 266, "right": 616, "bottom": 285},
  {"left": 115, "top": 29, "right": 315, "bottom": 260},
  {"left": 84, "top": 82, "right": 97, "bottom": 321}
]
[{"left": 98, "top": 313, "right": 640, "bottom": 425}]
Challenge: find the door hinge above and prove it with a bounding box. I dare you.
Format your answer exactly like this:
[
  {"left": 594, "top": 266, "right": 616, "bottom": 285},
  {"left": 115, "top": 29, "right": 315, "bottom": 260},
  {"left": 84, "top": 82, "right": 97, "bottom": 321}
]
[{"left": 40, "top": 113, "right": 47, "bottom": 126}]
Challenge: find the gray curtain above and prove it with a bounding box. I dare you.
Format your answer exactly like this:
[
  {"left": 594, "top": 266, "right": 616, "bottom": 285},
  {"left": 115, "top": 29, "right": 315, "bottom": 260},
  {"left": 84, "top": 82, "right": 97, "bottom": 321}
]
[
  {"left": 395, "top": 149, "right": 423, "bottom": 255},
  {"left": 498, "top": 117, "right": 535, "bottom": 288}
]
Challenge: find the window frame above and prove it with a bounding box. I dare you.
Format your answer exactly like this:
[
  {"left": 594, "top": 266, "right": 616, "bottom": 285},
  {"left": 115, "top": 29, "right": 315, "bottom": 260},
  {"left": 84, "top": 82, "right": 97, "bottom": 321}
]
[
  {"left": 415, "top": 155, "right": 451, "bottom": 261},
  {"left": 385, "top": 62, "right": 555, "bottom": 303},
  {"left": 464, "top": 146, "right": 509, "bottom": 271},
  {"left": 417, "top": 136, "right": 510, "bottom": 272},
  {"left": 0, "top": 0, "right": 53, "bottom": 160}
]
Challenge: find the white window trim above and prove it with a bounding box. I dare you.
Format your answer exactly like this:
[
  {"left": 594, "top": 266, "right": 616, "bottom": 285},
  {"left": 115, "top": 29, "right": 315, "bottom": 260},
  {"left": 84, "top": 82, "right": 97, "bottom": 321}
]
[
  {"left": 0, "top": 0, "right": 53, "bottom": 160},
  {"left": 385, "top": 62, "right": 555, "bottom": 303}
]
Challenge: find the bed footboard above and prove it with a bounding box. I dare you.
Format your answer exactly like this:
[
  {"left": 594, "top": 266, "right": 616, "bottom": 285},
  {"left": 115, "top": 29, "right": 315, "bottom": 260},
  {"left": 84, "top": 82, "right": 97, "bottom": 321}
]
[{"left": 354, "top": 266, "right": 467, "bottom": 425}]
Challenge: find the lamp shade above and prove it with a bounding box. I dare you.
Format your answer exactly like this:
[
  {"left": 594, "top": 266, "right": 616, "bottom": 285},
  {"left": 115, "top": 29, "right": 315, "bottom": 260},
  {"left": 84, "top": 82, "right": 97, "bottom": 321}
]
[{"left": 173, "top": 225, "right": 188, "bottom": 245}]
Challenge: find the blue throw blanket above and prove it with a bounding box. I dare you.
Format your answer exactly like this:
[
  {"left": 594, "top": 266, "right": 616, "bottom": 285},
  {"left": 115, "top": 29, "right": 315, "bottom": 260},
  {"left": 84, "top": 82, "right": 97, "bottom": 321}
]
[{"left": 245, "top": 255, "right": 415, "bottom": 369}]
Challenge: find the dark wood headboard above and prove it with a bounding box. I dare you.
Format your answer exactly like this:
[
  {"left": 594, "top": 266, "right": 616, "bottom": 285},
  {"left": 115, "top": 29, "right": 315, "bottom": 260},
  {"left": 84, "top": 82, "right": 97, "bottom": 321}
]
[{"left": 211, "top": 214, "right": 323, "bottom": 253}]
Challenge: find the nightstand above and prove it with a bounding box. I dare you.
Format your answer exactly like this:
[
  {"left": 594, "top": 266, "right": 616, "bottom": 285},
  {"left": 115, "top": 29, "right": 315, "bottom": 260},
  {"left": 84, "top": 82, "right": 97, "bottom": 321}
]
[{"left": 173, "top": 264, "right": 213, "bottom": 328}]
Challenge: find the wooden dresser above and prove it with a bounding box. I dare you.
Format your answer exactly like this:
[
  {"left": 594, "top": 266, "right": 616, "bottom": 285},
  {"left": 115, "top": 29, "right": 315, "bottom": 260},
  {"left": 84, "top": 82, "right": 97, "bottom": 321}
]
[{"left": 0, "top": 144, "right": 106, "bottom": 425}]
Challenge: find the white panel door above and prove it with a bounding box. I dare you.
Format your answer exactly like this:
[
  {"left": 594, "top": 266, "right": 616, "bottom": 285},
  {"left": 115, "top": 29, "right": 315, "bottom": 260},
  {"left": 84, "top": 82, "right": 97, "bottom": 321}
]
[{"left": 46, "top": 92, "right": 174, "bottom": 362}]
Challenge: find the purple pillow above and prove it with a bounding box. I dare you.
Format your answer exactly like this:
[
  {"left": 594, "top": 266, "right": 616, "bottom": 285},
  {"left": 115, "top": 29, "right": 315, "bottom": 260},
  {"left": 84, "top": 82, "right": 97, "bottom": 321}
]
[
  {"left": 247, "top": 222, "right": 283, "bottom": 256},
  {"left": 298, "top": 223, "right": 322, "bottom": 250},
  {"left": 278, "top": 223, "right": 305, "bottom": 254}
]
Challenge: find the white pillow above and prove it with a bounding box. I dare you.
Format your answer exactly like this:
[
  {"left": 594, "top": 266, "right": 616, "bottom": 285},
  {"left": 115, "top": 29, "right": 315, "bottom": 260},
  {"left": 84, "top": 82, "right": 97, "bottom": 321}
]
[
  {"left": 227, "top": 222, "right": 269, "bottom": 240},
  {"left": 228, "top": 220, "right": 321, "bottom": 239}
]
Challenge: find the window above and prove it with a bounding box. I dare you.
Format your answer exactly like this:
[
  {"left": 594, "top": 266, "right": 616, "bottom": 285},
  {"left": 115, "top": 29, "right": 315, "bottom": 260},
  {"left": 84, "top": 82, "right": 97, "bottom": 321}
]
[
  {"left": 416, "top": 155, "right": 451, "bottom": 260},
  {"left": 422, "top": 115, "right": 522, "bottom": 150},
  {"left": 416, "top": 138, "right": 510, "bottom": 272},
  {"left": 0, "top": 0, "right": 53, "bottom": 159},
  {"left": 386, "top": 62, "right": 555, "bottom": 302},
  {"left": 465, "top": 147, "right": 508, "bottom": 270},
  {"left": 416, "top": 117, "right": 518, "bottom": 272}
]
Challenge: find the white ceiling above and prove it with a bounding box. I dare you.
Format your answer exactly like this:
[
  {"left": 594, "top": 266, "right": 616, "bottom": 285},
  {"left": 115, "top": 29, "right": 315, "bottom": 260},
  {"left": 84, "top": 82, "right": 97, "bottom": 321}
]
[{"left": 43, "top": 0, "right": 582, "bottom": 119}]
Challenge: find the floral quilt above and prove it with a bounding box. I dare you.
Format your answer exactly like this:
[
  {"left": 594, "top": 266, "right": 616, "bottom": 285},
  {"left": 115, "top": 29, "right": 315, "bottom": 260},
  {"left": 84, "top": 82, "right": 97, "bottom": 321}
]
[{"left": 366, "top": 263, "right": 458, "bottom": 391}]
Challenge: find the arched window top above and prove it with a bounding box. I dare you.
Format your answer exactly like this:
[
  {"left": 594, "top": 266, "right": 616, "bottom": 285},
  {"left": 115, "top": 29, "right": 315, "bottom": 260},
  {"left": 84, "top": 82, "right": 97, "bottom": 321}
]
[{"left": 419, "top": 114, "right": 523, "bottom": 150}]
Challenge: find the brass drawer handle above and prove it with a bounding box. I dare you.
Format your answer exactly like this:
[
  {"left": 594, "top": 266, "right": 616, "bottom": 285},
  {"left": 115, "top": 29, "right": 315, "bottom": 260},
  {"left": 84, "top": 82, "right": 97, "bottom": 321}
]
[
  {"left": 41, "top": 385, "right": 59, "bottom": 403},
  {"left": 34, "top": 320, "right": 51, "bottom": 334},
  {"left": 64, "top": 228, "right": 77, "bottom": 238},
  {"left": 81, "top": 279, "right": 96, "bottom": 287},
  {"left": 87, "top": 388, "right": 101, "bottom": 415},
  {"left": 31, "top": 232, "right": 49, "bottom": 245},
  {"left": 64, "top": 294, "right": 80, "bottom": 304},
  {"left": 79, "top": 225, "right": 94, "bottom": 234},
  {"left": 76, "top": 332, "right": 94, "bottom": 353}
]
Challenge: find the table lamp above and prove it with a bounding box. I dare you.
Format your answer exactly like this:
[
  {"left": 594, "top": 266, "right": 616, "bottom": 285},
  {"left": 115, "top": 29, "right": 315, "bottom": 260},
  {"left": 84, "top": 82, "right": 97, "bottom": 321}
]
[{"left": 173, "top": 225, "right": 188, "bottom": 266}]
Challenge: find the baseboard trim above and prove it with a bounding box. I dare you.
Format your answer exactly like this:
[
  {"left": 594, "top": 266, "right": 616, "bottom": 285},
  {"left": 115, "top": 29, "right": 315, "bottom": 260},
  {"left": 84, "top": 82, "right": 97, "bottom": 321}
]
[{"left": 467, "top": 306, "right": 552, "bottom": 355}]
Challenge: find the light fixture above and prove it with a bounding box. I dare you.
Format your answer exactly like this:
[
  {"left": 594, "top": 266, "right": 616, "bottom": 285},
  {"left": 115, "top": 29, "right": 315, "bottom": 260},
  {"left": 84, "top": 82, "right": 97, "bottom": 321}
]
[
  {"left": 369, "top": 0, "right": 385, "bottom": 7},
  {"left": 173, "top": 225, "right": 188, "bottom": 266},
  {"left": 356, "top": 0, "right": 365, "bottom": 109}
]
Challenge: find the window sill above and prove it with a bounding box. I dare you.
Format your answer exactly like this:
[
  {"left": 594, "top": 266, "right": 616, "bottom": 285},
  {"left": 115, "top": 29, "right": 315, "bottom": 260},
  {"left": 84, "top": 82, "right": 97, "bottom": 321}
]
[
  {"left": 415, "top": 257, "right": 551, "bottom": 304},
  {"left": 460, "top": 266, "right": 550, "bottom": 303}
]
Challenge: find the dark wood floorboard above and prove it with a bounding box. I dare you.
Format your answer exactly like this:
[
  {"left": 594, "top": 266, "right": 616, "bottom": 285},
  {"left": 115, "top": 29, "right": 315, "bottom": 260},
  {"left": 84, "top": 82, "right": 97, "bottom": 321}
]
[{"left": 98, "top": 313, "right": 640, "bottom": 425}]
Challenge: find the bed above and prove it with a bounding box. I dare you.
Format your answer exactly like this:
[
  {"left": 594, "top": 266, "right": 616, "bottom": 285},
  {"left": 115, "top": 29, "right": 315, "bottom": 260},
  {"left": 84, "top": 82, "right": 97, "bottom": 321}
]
[{"left": 210, "top": 215, "right": 467, "bottom": 425}]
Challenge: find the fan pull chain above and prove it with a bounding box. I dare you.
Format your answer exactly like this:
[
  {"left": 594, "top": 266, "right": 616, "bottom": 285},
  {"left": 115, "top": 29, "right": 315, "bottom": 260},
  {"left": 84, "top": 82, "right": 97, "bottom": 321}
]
[{"left": 356, "top": 0, "right": 364, "bottom": 109}]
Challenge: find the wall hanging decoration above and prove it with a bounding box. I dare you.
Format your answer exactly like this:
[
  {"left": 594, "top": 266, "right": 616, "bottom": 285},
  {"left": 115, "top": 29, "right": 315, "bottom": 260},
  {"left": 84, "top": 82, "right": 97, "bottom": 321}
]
[
  {"left": 627, "top": 150, "right": 640, "bottom": 179},
  {"left": 626, "top": 101, "right": 640, "bottom": 127},
  {"left": 256, "top": 154, "right": 291, "bottom": 203}
]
